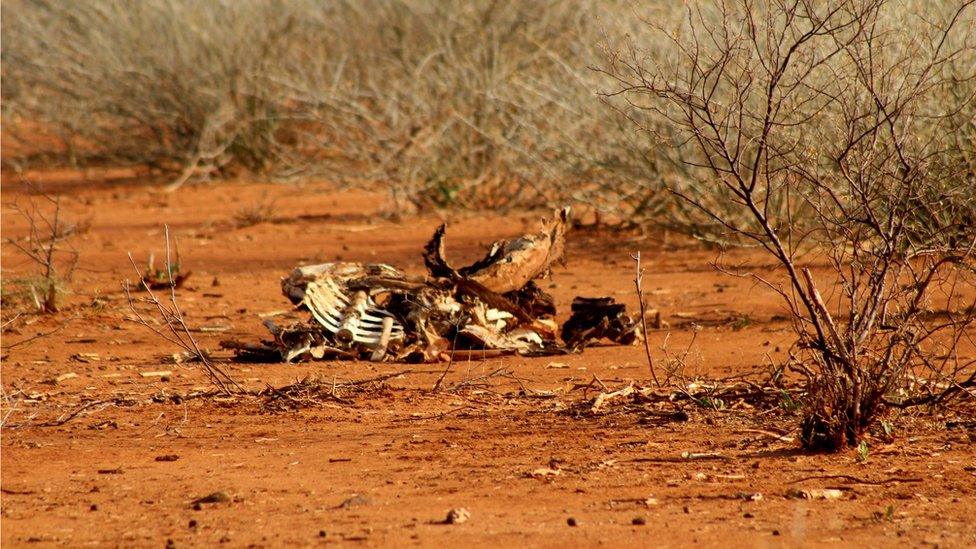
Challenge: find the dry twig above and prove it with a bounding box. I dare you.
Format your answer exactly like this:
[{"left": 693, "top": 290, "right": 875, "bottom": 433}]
[{"left": 123, "top": 225, "right": 242, "bottom": 395}]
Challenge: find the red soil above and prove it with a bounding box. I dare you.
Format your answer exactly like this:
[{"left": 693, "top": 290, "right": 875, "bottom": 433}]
[{"left": 1, "top": 172, "right": 974, "bottom": 547}]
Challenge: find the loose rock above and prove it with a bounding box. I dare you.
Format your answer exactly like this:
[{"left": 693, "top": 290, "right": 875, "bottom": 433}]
[
  {"left": 191, "top": 491, "right": 230, "bottom": 506},
  {"left": 445, "top": 508, "right": 470, "bottom": 524}
]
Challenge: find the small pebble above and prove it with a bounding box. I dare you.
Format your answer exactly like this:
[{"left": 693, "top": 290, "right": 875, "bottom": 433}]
[
  {"left": 192, "top": 503, "right": 202, "bottom": 511},
  {"left": 90, "top": 504, "right": 98, "bottom": 511},
  {"left": 567, "top": 517, "right": 577, "bottom": 527},
  {"left": 188, "top": 520, "right": 197, "bottom": 529},
  {"left": 683, "top": 506, "right": 691, "bottom": 514},
  {"left": 772, "top": 529, "right": 781, "bottom": 536},
  {"left": 319, "top": 530, "right": 327, "bottom": 538},
  {"left": 744, "top": 512, "right": 754, "bottom": 519},
  {"left": 632, "top": 517, "right": 646, "bottom": 526}
]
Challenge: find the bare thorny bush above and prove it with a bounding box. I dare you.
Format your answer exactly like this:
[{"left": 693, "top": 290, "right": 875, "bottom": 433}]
[
  {"left": 2, "top": 0, "right": 688, "bottom": 223},
  {"left": 2, "top": 187, "right": 80, "bottom": 315},
  {"left": 1, "top": 0, "right": 299, "bottom": 189},
  {"left": 605, "top": 0, "right": 976, "bottom": 450}
]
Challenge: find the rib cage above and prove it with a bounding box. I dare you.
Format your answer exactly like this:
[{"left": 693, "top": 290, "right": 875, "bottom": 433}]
[{"left": 303, "top": 278, "right": 404, "bottom": 347}]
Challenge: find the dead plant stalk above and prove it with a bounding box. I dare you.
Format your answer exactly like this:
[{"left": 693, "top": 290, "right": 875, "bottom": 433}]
[
  {"left": 632, "top": 251, "right": 661, "bottom": 387},
  {"left": 123, "top": 225, "right": 242, "bottom": 395}
]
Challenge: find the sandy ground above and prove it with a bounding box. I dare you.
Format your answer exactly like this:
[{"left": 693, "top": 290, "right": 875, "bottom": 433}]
[{"left": 1, "top": 172, "right": 974, "bottom": 547}]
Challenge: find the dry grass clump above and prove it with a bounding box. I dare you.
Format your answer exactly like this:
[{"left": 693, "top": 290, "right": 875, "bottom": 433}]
[
  {"left": 4, "top": 1, "right": 973, "bottom": 239},
  {"left": 2, "top": 0, "right": 683, "bottom": 222},
  {"left": 2, "top": 0, "right": 302, "bottom": 186}
]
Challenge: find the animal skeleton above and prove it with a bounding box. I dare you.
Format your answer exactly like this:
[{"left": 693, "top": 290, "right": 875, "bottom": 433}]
[{"left": 227, "top": 207, "right": 643, "bottom": 363}]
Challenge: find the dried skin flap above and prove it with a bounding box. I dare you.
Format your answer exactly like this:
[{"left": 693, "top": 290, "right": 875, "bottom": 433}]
[
  {"left": 421, "top": 208, "right": 569, "bottom": 337},
  {"left": 282, "top": 262, "right": 407, "bottom": 304},
  {"left": 460, "top": 207, "right": 570, "bottom": 294},
  {"left": 459, "top": 325, "right": 544, "bottom": 353}
]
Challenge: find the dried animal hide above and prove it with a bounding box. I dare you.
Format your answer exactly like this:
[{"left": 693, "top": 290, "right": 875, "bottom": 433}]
[
  {"left": 421, "top": 208, "right": 569, "bottom": 337},
  {"left": 460, "top": 206, "right": 569, "bottom": 293},
  {"left": 282, "top": 262, "right": 415, "bottom": 304},
  {"left": 425, "top": 207, "right": 570, "bottom": 294}
]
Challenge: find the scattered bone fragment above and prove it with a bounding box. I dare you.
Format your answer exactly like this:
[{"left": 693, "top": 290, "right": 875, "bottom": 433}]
[
  {"left": 786, "top": 488, "right": 844, "bottom": 500},
  {"left": 458, "top": 325, "right": 544, "bottom": 354},
  {"left": 197, "top": 325, "right": 231, "bottom": 333},
  {"left": 591, "top": 385, "right": 635, "bottom": 412},
  {"left": 526, "top": 467, "right": 561, "bottom": 478},
  {"left": 369, "top": 317, "right": 395, "bottom": 362},
  {"left": 52, "top": 372, "right": 78, "bottom": 384}
]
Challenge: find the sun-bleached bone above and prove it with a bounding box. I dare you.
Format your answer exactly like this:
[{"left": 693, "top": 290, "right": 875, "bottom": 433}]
[{"left": 302, "top": 275, "right": 404, "bottom": 348}]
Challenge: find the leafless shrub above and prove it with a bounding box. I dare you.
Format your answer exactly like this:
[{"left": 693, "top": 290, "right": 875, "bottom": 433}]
[
  {"left": 3, "top": 188, "right": 79, "bottom": 313},
  {"left": 657, "top": 328, "right": 703, "bottom": 386},
  {"left": 1, "top": 0, "right": 303, "bottom": 188},
  {"left": 604, "top": 0, "right": 976, "bottom": 450},
  {"left": 631, "top": 251, "right": 661, "bottom": 386},
  {"left": 2, "top": 0, "right": 682, "bottom": 223},
  {"left": 233, "top": 196, "right": 276, "bottom": 228}
]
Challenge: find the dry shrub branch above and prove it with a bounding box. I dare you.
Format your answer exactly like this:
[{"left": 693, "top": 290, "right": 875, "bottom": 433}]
[
  {"left": 604, "top": 0, "right": 976, "bottom": 450},
  {"left": 123, "top": 226, "right": 242, "bottom": 395}
]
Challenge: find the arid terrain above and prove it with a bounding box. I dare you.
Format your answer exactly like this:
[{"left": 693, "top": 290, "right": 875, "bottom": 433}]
[{"left": 2, "top": 173, "right": 974, "bottom": 547}]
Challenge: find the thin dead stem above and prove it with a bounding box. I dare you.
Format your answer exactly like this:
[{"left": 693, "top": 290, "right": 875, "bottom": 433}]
[
  {"left": 631, "top": 251, "right": 661, "bottom": 387},
  {"left": 123, "top": 225, "right": 242, "bottom": 395}
]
